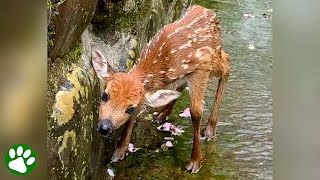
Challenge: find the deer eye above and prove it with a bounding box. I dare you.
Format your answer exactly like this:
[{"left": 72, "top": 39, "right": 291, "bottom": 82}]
[
  {"left": 102, "top": 92, "right": 109, "bottom": 102},
  {"left": 126, "top": 107, "right": 135, "bottom": 114}
]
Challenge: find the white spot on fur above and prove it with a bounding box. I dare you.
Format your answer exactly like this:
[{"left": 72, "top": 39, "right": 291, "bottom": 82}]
[
  {"left": 179, "top": 40, "right": 192, "bottom": 50},
  {"left": 168, "top": 68, "right": 175, "bottom": 72},
  {"left": 179, "top": 74, "right": 185, "bottom": 78},
  {"left": 160, "top": 71, "right": 166, "bottom": 74},
  {"left": 153, "top": 60, "right": 157, "bottom": 64},
  {"left": 181, "top": 59, "right": 186, "bottom": 63},
  {"left": 181, "top": 64, "right": 188, "bottom": 70},
  {"left": 203, "top": 46, "right": 214, "bottom": 54},
  {"left": 195, "top": 50, "right": 203, "bottom": 58},
  {"left": 171, "top": 49, "right": 177, "bottom": 54},
  {"left": 188, "top": 14, "right": 205, "bottom": 27},
  {"left": 147, "top": 74, "right": 153, "bottom": 78},
  {"left": 168, "top": 27, "right": 185, "bottom": 38},
  {"left": 159, "top": 44, "right": 165, "bottom": 51},
  {"left": 169, "top": 76, "right": 177, "bottom": 80},
  {"left": 194, "top": 28, "right": 202, "bottom": 34},
  {"left": 198, "top": 34, "right": 213, "bottom": 39},
  {"left": 144, "top": 79, "right": 149, "bottom": 83}
]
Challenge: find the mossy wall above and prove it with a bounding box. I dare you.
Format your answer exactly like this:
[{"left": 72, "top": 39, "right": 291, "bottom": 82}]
[{"left": 47, "top": 0, "right": 192, "bottom": 179}]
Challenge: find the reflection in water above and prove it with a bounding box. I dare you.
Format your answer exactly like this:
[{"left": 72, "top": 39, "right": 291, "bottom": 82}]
[{"left": 113, "top": 0, "right": 272, "bottom": 179}]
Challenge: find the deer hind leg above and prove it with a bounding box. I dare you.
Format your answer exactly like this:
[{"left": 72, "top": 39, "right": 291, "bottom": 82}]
[
  {"left": 185, "top": 71, "right": 210, "bottom": 173},
  {"left": 153, "top": 85, "right": 186, "bottom": 123},
  {"left": 111, "top": 118, "right": 136, "bottom": 162},
  {"left": 202, "top": 74, "right": 229, "bottom": 140}
]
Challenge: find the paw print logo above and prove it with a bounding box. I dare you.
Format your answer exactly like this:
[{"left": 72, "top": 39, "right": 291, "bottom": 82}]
[{"left": 5, "top": 144, "right": 36, "bottom": 175}]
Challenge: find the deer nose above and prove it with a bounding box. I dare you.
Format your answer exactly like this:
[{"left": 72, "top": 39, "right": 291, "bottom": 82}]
[{"left": 97, "top": 120, "right": 113, "bottom": 136}]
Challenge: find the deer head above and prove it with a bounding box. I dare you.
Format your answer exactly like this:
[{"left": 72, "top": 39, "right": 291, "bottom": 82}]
[{"left": 91, "top": 49, "right": 181, "bottom": 137}]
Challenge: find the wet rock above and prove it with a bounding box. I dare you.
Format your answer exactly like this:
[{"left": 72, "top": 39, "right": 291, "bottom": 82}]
[
  {"left": 47, "top": 63, "right": 115, "bottom": 179},
  {"left": 48, "top": 0, "right": 98, "bottom": 60}
]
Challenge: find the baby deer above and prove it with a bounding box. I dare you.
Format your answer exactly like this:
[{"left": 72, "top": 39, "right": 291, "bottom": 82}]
[{"left": 92, "top": 5, "right": 230, "bottom": 173}]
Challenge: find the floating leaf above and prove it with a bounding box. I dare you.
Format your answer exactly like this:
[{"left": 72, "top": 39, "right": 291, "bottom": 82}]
[
  {"left": 165, "top": 141, "right": 174, "bottom": 147},
  {"left": 171, "top": 126, "right": 185, "bottom": 136}
]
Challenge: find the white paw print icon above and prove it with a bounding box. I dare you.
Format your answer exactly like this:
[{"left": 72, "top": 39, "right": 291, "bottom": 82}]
[{"left": 6, "top": 144, "right": 36, "bottom": 175}]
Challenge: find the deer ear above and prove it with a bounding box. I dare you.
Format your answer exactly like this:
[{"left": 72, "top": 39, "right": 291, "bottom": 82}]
[
  {"left": 144, "top": 90, "right": 181, "bottom": 108},
  {"left": 91, "top": 49, "right": 114, "bottom": 81}
]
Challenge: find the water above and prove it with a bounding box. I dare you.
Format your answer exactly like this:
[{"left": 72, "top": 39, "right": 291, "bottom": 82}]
[{"left": 112, "top": 0, "right": 272, "bottom": 179}]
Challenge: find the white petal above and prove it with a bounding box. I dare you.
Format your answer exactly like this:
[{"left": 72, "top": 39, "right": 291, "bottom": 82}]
[
  {"left": 107, "top": 168, "right": 115, "bottom": 177},
  {"left": 162, "top": 122, "right": 172, "bottom": 128},
  {"left": 164, "top": 137, "right": 174, "bottom": 141},
  {"left": 165, "top": 141, "right": 174, "bottom": 147}
]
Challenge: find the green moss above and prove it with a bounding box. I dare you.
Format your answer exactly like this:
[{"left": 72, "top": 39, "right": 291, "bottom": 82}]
[
  {"left": 116, "top": 13, "right": 137, "bottom": 32},
  {"left": 48, "top": 29, "right": 55, "bottom": 51},
  {"left": 47, "top": 0, "right": 55, "bottom": 52},
  {"left": 64, "top": 42, "right": 82, "bottom": 65},
  {"left": 47, "top": 107, "right": 53, "bottom": 121},
  {"left": 92, "top": 0, "right": 141, "bottom": 34}
]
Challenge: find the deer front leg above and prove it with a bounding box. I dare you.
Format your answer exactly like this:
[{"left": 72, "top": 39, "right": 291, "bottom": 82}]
[
  {"left": 202, "top": 74, "right": 229, "bottom": 140},
  {"left": 185, "top": 72, "right": 209, "bottom": 173},
  {"left": 153, "top": 85, "right": 186, "bottom": 123},
  {"left": 111, "top": 118, "right": 136, "bottom": 162}
]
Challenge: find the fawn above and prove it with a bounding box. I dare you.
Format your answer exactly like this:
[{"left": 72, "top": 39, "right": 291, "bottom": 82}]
[{"left": 92, "top": 5, "right": 230, "bottom": 173}]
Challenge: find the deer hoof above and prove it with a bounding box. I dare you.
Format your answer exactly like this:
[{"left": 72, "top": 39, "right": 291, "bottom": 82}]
[
  {"left": 202, "top": 127, "right": 216, "bottom": 141},
  {"left": 185, "top": 160, "right": 202, "bottom": 173},
  {"left": 111, "top": 148, "right": 126, "bottom": 163}
]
